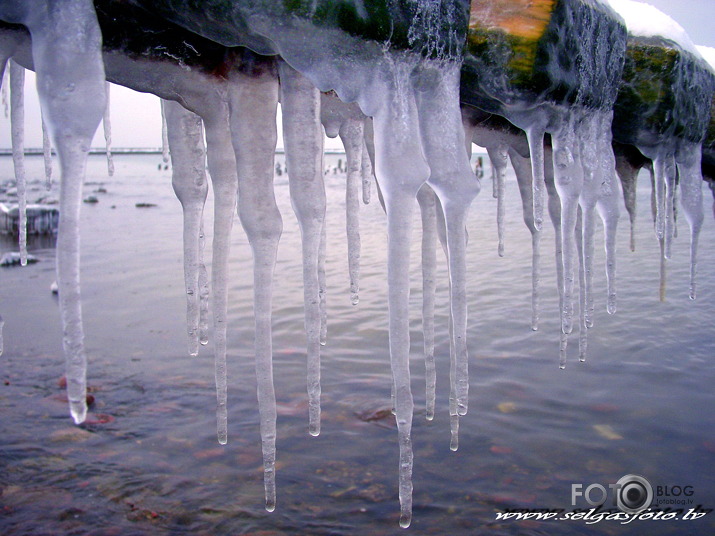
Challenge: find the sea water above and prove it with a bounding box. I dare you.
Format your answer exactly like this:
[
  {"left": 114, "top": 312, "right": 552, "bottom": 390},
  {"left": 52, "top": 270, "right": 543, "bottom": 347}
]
[{"left": 0, "top": 153, "right": 713, "bottom": 535}]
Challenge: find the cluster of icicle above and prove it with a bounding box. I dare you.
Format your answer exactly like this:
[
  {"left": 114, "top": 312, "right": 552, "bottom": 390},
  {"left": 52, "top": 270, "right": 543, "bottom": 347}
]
[{"left": 0, "top": 0, "right": 712, "bottom": 528}]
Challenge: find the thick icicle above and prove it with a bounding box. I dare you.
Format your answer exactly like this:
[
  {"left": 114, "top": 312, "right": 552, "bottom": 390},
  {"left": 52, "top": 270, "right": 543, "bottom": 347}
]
[
  {"left": 339, "top": 118, "right": 364, "bottom": 305},
  {"left": 41, "top": 115, "right": 53, "bottom": 190},
  {"left": 160, "top": 99, "right": 170, "bottom": 163},
  {"left": 487, "top": 145, "right": 508, "bottom": 257},
  {"left": 361, "top": 136, "right": 372, "bottom": 205},
  {"left": 26, "top": 0, "right": 107, "bottom": 424},
  {"left": 100, "top": 81, "right": 114, "bottom": 176},
  {"left": 368, "top": 57, "right": 435, "bottom": 528},
  {"left": 164, "top": 99, "right": 208, "bottom": 358},
  {"left": 10, "top": 60, "right": 27, "bottom": 266},
  {"left": 229, "top": 64, "right": 281, "bottom": 513},
  {"left": 417, "top": 184, "right": 437, "bottom": 421},
  {"left": 278, "top": 60, "right": 325, "bottom": 437},
  {"left": 676, "top": 142, "right": 705, "bottom": 300},
  {"left": 510, "top": 148, "right": 541, "bottom": 330}
]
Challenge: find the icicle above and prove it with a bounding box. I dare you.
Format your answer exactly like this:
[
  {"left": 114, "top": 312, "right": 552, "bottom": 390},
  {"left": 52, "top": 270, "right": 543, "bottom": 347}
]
[
  {"left": 369, "top": 62, "right": 433, "bottom": 528},
  {"left": 198, "top": 223, "right": 210, "bottom": 346},
  {"left": 576, "top": 207, "right": 588, "bottom": 362},
  {"left": 675, "top": 142, "right": 705, "bottom": 300},
  {"left": 30, "top": 2, "right": 107, "bottom": 424},
  {"left": 42, "top": 115, "right": 53, "bottom": 190},
  {"left": 551, "top": 117, "right": 583, "bottom": 340},
  {"left": 1, "top": 67, "right": 8, "bottom": 117},
  {"left": 614, "top": 147, "right": 641, "bottom": 252},
  {"left": 319, "top": 223, "right": 327, "bottom": 346},
  {"left": 229, "top": 65, "right": 281, "bottom": 513},
  {"left": 102, "top": 81, "right": 114, "bottom": 176},
  {"left": 663, "top": 154, "right": 677, "bottom": 259},
  {"left": 278, "top": 60, "right": 326, "bottom": 437},
  {"left": 339, "top": 118, "right": 364, "bottom": 305},
  {"left": 510, "top": 148, "right": 541, "bottom": 330},
  {"left": 526, "top": 127, "right": 546, "bottom": 231},
  {"left": 417, "top": 184, "right": 437, "bottom": 421},
  {"left": 0, "top": 314, "right": 3, "bottom": 356},
  {"left": 164, "top": 99, "right": 209, "bottom": 358},
  {"left": 203, "top": 102, "right": 238, "bottom": 445},
  {"left": 160, "top": 99, "right": 170, "bottom": 163},
  {"left": 487, "top": 145, "right": 508, "bottom": 257},
  {"left": 420, "top": 64, "right": 480, "bottom": 422},
  {"left": 361, "top": 136, "right": 372, "bottom": 205},
  {"left": 10, "top": 60, "right": 27, "bottom": 266},
  {"left": 651, "top": 153, "right": 674, "bottom": 244},
  {"left": 544, "top": 146, "right": 566, "bottom": 365},
  {"left": 576, "top": 113, "right": 614, "bottom": 329}
]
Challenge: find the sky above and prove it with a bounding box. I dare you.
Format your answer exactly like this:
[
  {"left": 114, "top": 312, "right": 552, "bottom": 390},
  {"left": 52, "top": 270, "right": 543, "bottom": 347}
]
[{"left": 0, "top": 0, "right": 714, "bottom": 151}]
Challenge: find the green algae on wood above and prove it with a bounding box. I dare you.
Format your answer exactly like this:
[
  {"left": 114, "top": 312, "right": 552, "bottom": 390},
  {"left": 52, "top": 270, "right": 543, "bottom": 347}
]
[{"left": 462, "top": 0, "right": 626, "bottom": 115}]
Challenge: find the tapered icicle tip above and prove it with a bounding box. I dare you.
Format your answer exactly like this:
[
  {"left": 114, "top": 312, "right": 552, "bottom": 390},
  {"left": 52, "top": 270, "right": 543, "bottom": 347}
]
[
  {"left": 607, "top": 295, "right": 617, "bottom": 314},
  {"left": 559, "top": 331, "right": 568, "bottom": 369},
  {"left": 350, "top": 292, "right": 359, "bottom": 306},
  {"left": 70, "top": 400, "right": 88, "bottom": 425},
  {"left": 399, "top": 512, "right": 412, "bottom": 529},
  {"left": 450, "top": 414, "right": 459, "bottom": 451},
  {"left": 265, "top": 501, "right": 276, "bottom": 513}
]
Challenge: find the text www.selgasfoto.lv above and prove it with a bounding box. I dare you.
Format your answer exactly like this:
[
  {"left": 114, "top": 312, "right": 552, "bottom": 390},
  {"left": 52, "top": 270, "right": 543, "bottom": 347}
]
[{"left": 494, "top": 506, "right": 711, "bottom": 525}]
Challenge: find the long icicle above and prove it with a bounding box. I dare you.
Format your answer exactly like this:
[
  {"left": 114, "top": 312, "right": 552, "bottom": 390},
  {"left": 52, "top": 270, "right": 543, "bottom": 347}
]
[
  {"left": 339, "top": 118, "right": 364, "bottom": 305},
  {"left": 229, "top": 64, "right": 281, "bottom": 513},
  {"left": 361, "top": 136, "right": 372, "bottom": 205},
  {"left": 510, "top": 148, "right": 541, "bottom": 330},
  {"left": 278, "top": 60, "right": 326, "bottom": 437},
  {"left": 319, "top": 222, "right": 327, "bottom": 346},
  {"left": 203, "top": 105, "right": 238, "bottom": 445},
  {"left": 1, "top": 66, "right": 8, "bottom": 117},
  {"left": 544, "top": 146, "right": 566, "bottom": 368},
  {"left": 552, "top": 117, "right": 583, "bottom": 351},
  {"left": 10, "top": 60, "right": 27, "bottom": 266},
  {"left": 371, "top": 73, "right": 431, "bottom": 527},
  {"left": 31, "top": 2, "right": 107, "bottom": 424},
  {"left": 42, "top": 114, "right": 53, "bottom": 190},
  {"left": 164, "top": 100, "right": 208, "bottom": 358},
  {"left": 420, "top": 65, "right": 479, "bottom": 421},
  {"left": 160, "top": 99, "right": 170, "bottom": 163},
  {"left": 526, "top": 127, "right": 546, "bottom": 232},
  {"left": 676, "top": 142, "right": 705, "bottom": 300},
  {"left": 198, "top": 222, "right": 210, "bottom": 346},
  {"left": 417, "top": 184, "right": 437, "bottom": 421},
  {"left": 102, "top": 81, "right": 114, "bottom": 176},
  {"left": 576, "top": 207, "right": 588, "bottom": 362},
  {"left": 487, "top": 145, "right": 508, "bottom": 257}
]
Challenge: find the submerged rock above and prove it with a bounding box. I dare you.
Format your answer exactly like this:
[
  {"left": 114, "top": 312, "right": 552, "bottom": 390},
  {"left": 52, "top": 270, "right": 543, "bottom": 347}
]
[
  {"left": 0, "top": 203, "right": 59, "bottom": 236},
  {"left": 0, "top": 252, "right": 38, "bottom": 266}
]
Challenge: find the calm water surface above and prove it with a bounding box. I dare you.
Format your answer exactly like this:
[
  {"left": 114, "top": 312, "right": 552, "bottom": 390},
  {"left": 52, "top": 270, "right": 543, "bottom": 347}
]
[{"left": 1, "top": 154, "right": 714, "bottom": 535}]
